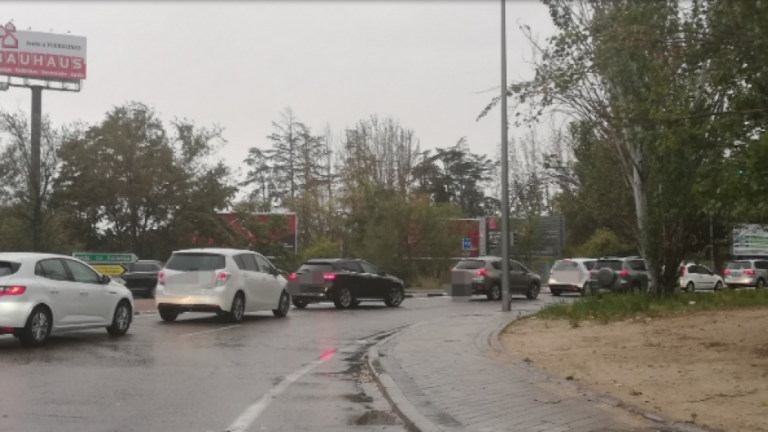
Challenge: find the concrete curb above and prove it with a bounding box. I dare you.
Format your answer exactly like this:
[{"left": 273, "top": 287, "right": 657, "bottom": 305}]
[
  {"left": 490, "top": 318, "right": 722, "bottom": 432},
  {"left": 365, "top": 323, "right": 443, "bottom": 432},
  {"left": 404, "top": 290, "right": 447, "bottom": 298}
]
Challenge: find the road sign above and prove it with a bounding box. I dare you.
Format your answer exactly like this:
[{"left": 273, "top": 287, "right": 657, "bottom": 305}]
[
  {"left": 462, "top": 238, "right": 472, "bottom": 250},
  {"left": 72, "top": 253, "right": 137, "bottom": 264},
  {"left": 91, "top": 265, "right": 126, "bottom": 276}
]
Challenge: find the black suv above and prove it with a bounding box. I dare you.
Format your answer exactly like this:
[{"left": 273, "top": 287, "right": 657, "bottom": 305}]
[
  {"left": 121, "top": 260, "right": 164, "bottom": 298},
  {"left": 587, "top": 256, "right": 649, "bottom": 294},
  {"left": 287, "top": 258, "right": 405, "bottom": 309}
]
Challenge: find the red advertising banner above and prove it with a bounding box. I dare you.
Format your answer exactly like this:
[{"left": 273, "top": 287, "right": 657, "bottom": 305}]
[{"left": 0, "top": 22, "right": 87, "bottom": 80}]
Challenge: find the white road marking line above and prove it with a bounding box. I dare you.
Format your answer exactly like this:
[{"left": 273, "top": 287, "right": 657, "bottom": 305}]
[
  {"left": 225, "top": 349, "right": 337, "bottom": 432},
  {"left": 179, "top": 325, "right": 240, "bottom": 337}
]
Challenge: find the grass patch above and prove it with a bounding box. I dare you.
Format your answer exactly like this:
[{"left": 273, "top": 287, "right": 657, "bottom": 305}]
[{"left": 536, "top": 289, "right": 768, "bottom": 324}]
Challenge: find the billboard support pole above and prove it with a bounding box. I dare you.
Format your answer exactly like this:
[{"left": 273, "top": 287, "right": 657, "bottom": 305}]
[
  {"left": 500, "top": 0, "right": 511, "bottom": 312},
  {"left": 30, "top": 85, "right": 42, "bottom": 252}
]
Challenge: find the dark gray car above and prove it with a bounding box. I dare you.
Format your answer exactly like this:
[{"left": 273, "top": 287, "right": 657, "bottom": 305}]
[
  {"left": 451, "top": 256, "right": 541, "bottom": 300},
  {"left": 588, "top": 256, "right": 649, "bottom": 294}
]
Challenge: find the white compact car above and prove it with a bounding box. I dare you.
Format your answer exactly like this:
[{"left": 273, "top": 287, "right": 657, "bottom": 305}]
[
  {"left": 0, "top": 253, "right": 135, "bottom": 347},
  {"left": 679, "top": 263, "right": 723, "bottom": 292},
  {"left": 548, "top": 258, "right": 596, "bottom": 296},
  {"left": 155, "top": 248, "right": 290, "bottom": 322}
]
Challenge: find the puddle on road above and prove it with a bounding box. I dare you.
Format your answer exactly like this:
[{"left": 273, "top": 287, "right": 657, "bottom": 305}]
[{"left": 348, "top": 410, "right": 399, "bottom": 426}]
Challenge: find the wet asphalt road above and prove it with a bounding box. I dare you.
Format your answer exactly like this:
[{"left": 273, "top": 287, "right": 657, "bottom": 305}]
[{"left": 0, "top": 294, "right": 569, "bottom": 432}]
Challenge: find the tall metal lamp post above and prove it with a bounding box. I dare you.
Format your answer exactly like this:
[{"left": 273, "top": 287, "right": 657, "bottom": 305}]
[{"left": 500, "top": 0, "right": 512, "bottom": 312}]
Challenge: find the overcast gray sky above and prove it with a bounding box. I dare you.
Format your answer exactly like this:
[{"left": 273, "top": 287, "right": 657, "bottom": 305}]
[{"left": 0, "top": 1, "right": 555, "bottom": 178}]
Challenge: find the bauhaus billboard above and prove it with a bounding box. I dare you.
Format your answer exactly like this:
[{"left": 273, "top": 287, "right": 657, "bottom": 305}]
[{"left": 0, "top": 22, "right": 87, "bottom": 81}]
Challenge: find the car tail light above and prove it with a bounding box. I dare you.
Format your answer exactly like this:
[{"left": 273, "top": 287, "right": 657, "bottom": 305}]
[
  {"left": 323, "top": 273, "right": 336, "bottom": 281},
  {"left": 620, "top": 270, "right": 629, "bottom": 278},
  {"left": 550, "top": 269, "right": 554, "bottom": 275},
  {"left": 744, "top": 269, "right": 755, "bottom": 275},
  {"left": 680, "top": 267, "right": 685, "bottom": 276},
  {"left": 0, "top": 286, "right": 26, "bottom": 296},
  {"left": 158, "top": 271, "right": 165, "bottom": 285},
  {"left": 0, "top": 327, "right": 14, "bottom": 333},
  {"left": 216, "top": 271, "right": 231, "bottom": 286},
  {"left": 289, "top": 273, "right": 297, "bottom": 280},
  {"left": 475, "top": 268, "right": 487, "bottom": 277},
  {"left": 723, "top": 270, "right": 730, "bottom": 275},
  {"left": 589, "top": 270, "right": 594, "bottom": 276}
]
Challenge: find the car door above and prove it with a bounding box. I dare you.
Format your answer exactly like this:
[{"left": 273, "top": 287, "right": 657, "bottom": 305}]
[
  {"left": 35, "top": 258, "right": 81, "bottom": 327},
  {"left": 508, "top": 260, "right": 529, "bottom": 293},
  {"left": 254, "top": 254, "right": 283, "bottom": 309},
  {"left": 341, "top": 260, "right": 370, "bottom": 298},
  {"left": 62, "top": 259, "right": 112, "bottom": 324},
  {"left": 237, "top": 254, "right": 263, "bottom": 310}
]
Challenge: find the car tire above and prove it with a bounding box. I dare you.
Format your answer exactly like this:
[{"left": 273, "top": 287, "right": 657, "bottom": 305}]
[
  {"left": 686, "top": 282, "right": 695, "bottom": 293},
  {"left": 551, "top": 290, "right": 562, "bottom": 297},
  {"left": 385, "top": 285, "right": 404, "bottom": 308},
  {"left": 292, "top": 298, "right": 309, "bottom": 309},
  {"left": 525, "top": 282, "right": 540, "bottom": 300},
  {"left": 19, "top": 306, "right": 52, "bottom": 347},
  {"left": 714, "top": 281, "right": 723, "bottom": 291},
  {"left": 630, "top": 282, "right": 643, "bottom": 294},
  {"left": 486, "top": 283, "right": 502, "bottom": 301},
  {"left": 107, "top": 300, "right": 132, "bottom": 336},
  {"left": 159, "top": 308, "right": 179, "bottom": 322},
  {"left": 757, "top": 278, "right": 766, "bottom": 289},
  {"left": 580, "top": 282, "right": 590, "bottom": 296},
  {"left": 334, "top": 287, "right": 353, "bottom": 309},
  {"left": 272, "top": 290, "right": 290, "bottom": 318},
  {"left": 228, "top": 292, "right": 246, "bottom": 322}
]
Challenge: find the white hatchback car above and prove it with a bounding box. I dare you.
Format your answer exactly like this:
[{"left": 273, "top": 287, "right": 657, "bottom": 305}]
[
  {"left": 548, "top": 258, "right": 596, "bottom": 296},
  {"left": 679, "top": 263, "right": 724, "bottom": 292},
  {"left": 155, "top": 248, "right": 290, "bottom": 322},
  {"left": 0, "top": 253, "right": 135, "bottom": 347}
]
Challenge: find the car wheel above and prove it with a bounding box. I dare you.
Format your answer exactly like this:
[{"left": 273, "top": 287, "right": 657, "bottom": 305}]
[
  {"left": 631, "top": 282, "right": 643, "bottom": 294},
  {"left": 686, "top": 282, "right": 695, "bottom": 293},
  {"left": 525, "top": 283, "right": 540, "bottom": 300},
  {"left": 292, "top": 298, "right": 309, "bottom": 309},
  {"left": 757, "top": 279, "right": 766, "bottom": 289},
  {"left": 159, "top": 308, "right": 179, "bottom": 322},
  {"left": 228, "top": 292, "right": 246, "bottom": 322},
  {"left": 385, "top": 285, "right": 404, "bottom": 307},
  {"left": 714, "top": 281, "right": 723, "bottom": 291},
  {"left": 486, "top": 283, "right": 502, "bottom": 301},
  {"left": 272, "top": 290, "right": 291, "bottom": 318},
  {"left": 334, "top": 287, "right": 353, "bottom": 309},
  {"left": 19, "top": 306, "right": 52, "bottom": 347},
  {"left": 580, "top": 282, "right": 590, "bottom": 296},
  {"left": 551, "top": 290, "right": 562, "bottom": 297},
  {"left": 107, "top": 300, "right": 132, "bottom": 336},
  {"left": 146, "top": 286, "right": 156, "bottom": 299}
]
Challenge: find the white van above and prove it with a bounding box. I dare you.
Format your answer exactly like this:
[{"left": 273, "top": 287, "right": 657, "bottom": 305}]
[{"left": 548, "top": 258, "right": 596, "bottom": 296}]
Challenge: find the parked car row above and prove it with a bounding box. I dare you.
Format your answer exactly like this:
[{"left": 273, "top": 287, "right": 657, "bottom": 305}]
[{"left": 0, "top": 249, "right": 407, "bottom": 347}]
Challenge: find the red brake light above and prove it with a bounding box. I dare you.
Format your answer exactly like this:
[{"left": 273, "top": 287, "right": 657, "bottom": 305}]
[
  {"left": 475, "top": 268, "right": 487, "bottom": 277},
  {"left": 744, "top": 269, "right": 755, "bottom": 275},
  {"left": 323, "top": 273, "right": 336, "bottom": 281},
  {"left": 0, "top": 286, "right": 26, "bottom": 296},
  {"left": 680, "top": 267, "right": 686, "bottom": 276},
  {"left": 158, "top": 271, "right": 165, "bottom": 285},
  {"left": 589, "top": 270, "right": 594, "bottom": 276},
  {"left": 723, "top": 269, "right": 730, "bottom": 275},
  {"left": 289, "top": 273, "right": 297, "bottom": 280},
  {"left": 620, "top": 270, "right": 629, "bottom": 278},
  {"left": 216, "top": 271, "right": 231, "bottom": 285}
]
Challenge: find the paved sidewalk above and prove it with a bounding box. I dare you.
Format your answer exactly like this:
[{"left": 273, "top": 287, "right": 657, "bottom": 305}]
[{"left": 372, "top": 311, "right": 665, "bottom": 432}]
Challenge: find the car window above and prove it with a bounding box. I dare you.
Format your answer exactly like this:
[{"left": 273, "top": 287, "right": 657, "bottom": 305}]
[
  {"left": 687, "top": 265, "right": 699, "bottom": 274},
  {"left": 595, "top": 260, "right": 624, "bottom": 271},
  {"left": 454, "top": 260, "right": 485, "bottom": 270},
  {"left": 128, "top": 262, "right": 159, "bottom": 272},
  {"left": 64, "top": 260, "right": 101, "bottom": 284},
  {"left": 232, "top": 255, "right": 246, "bottom": 270},
  {"left": 727, "top": 261, "right": 752, "bottom": 270},
  {"left": 298, "top": 263, "right": 336, "bottom": 273},
  {"left": 341, "top": 261, "right": 363, "bottom": 272},
  {"left": 583, "top": 261, "right": 597, "bottom": 270},
  {"left": 552, "top": 261, "right": 579, "bottom": 271},
  {"left": 166, "top": 253, "right": 226, "bottom": 271},
  {"left": 0, "top": 261, "right": 20, "bottom": 277},
  {"left": 510, "top": 261, "right": 527, "bottom": 272},
  {"left": 36, "top": 259, "right": 70, "bottom": 281},
  {"left": 253, "top": 255, "right": 274, "bottom": 274},
  {"left": 491, "top": 261, "right": 501, "bottom": 270},
  {"left": 359, "top": 261, "right": 380, "bottom": 274},
  {"left": 756, "top": 261, "right": 768, "bottom": 270},
  {"left": 240, "top": 254, "right": 259, "bottom": 272},
  {"left": 699, "top": 265, "right": 712, "bottom": 275},
  {"left": 628, "top": 260, "right": 647, "bottom": 271}
]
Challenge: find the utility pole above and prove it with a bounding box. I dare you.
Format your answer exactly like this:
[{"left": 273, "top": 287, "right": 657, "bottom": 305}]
[
  {"left": 500, "top": 0, "right": 511, "bottom": 312},
  {"left": 30, "top": 86, "right": 43, "bottom": 252},
  {"left": 709, "top": 214, "right": 715, "bottom": 271}
]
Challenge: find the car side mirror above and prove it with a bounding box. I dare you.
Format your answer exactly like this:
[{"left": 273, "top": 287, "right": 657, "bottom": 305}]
[{"left": 101, "top": 275, "right": 111, "bottom": 285}]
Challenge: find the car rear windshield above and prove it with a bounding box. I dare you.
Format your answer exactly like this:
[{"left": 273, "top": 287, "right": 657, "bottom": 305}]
[
  {"left": 0, "top": 261, "right": 20, "bottom": 277},
  {"left": 454, "top": 260, "right": 486, "bottom": 270},
  {"left": 298, "top": 263, "right": 336, "bottom": 273},
  {"left": 727, "top": 261, "right": 753, "bottom": 270},
  {"left": 165, "top": 253, "right": 225, "bottom": 271},
  {"left": 552, "top": 261, "right": 579, "bottom": 271},
  {"left": 595, "top": 260, "right": 623, "bottom": 271},
  {"left": 127, "top": 263, "right": 159, "bottom": 272}
]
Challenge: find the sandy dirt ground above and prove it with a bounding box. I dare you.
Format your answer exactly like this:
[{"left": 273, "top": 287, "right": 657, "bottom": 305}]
[{"left": 499, "top": 308, "right": 768, "bottom": 432}]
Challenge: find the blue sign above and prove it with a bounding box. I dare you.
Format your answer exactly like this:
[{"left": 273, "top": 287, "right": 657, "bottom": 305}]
[{"left": 462, "top": 237, "right": 472, "bottom": 250}]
